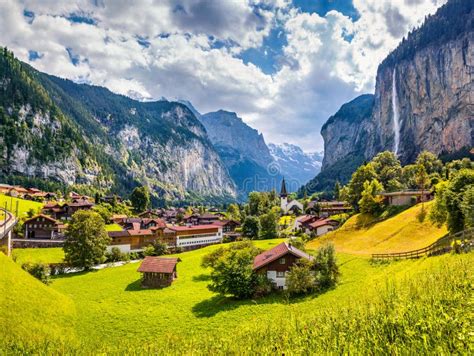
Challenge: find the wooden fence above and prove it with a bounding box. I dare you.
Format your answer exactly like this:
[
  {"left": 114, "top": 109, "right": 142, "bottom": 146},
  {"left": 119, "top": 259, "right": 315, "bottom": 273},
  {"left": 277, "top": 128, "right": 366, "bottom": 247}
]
[{"left": 372, "top": 228, "right": 474, "bottom": 260}]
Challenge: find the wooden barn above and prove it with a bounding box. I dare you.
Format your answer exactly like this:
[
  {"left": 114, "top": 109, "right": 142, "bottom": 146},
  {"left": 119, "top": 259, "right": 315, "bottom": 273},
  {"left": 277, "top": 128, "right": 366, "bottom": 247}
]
[{"left": 137, "top": 257, "right": 179, "bottom": 288}]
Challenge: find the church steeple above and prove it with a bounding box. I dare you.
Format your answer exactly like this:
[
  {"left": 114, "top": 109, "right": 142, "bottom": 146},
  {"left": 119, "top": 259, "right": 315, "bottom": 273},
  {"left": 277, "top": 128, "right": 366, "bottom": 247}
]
[{"left": 280, "top": 177, "right": 288, "bottom": 198}]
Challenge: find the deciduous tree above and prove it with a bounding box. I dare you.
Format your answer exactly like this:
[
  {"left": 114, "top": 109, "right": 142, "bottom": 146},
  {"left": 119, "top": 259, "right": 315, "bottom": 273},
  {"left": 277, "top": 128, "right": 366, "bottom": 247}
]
[{"left": 64, "top": 210, "right": 110, "bottom": 270}]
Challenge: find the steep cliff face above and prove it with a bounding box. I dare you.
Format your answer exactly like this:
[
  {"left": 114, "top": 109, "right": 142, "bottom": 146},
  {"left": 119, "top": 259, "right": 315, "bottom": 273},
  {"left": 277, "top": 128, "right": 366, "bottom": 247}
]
[
  {"left": 200, "top": 110, "right": 274, "bottom": 168},
  {"left": 305, "top": 0, "right": 473, "bottom": 194},
  {"left": 198, "top": 110, "right": 280, "bottom": 198},
  {"left": 320, "top": 94, "right": 375, "bottom": 169},
  {"left": 0, "top": 49, "right": 236, "bottom": 201},
  {"left": 369, "top": 30, "right": 473, "bottom": 163}
]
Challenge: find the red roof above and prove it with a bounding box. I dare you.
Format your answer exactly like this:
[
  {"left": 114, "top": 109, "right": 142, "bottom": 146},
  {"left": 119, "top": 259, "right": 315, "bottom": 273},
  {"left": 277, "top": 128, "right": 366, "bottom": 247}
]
[
  {"left": 253, "top": 242, "right": 313, "bottom": 270},
  {"left": 166, "top": 224, "right": 220, "bottom": 232},
  {"left": 308, "top": 218, "right": 338, "bottom": 229},
  {"left": 137, "top": 257, "right": 178, "bottom": 274},
  {"left": 298, "top": 215, "right": 317, "bottom": 224}
]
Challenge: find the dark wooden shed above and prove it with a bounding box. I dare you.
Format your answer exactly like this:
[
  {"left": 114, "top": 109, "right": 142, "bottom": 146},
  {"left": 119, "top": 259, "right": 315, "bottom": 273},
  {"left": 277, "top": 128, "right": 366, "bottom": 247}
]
[{"left": 137, "top": 257, "right": 178, "bottom": 288}]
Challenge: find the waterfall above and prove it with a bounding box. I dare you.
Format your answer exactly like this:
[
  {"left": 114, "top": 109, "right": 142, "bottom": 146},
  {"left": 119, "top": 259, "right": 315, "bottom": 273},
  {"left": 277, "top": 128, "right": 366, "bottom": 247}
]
[{"left": 391, "top": 69, "right": 401, "bottom": 155}]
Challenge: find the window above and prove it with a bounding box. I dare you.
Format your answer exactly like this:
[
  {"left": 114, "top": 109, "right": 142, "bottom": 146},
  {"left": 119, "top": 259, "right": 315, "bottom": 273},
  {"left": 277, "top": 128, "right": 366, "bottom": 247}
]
[
  {"left": 277, "top": 271, "right": 285, "bottom": 278},
  {"left": 279, "top": 258, "right": 286, "bottom": 264}
]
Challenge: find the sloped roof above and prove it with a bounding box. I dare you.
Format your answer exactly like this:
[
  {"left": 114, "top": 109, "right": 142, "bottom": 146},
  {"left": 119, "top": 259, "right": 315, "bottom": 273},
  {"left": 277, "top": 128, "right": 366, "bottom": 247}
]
[
  {"left": 308, "top": 218, "right": 338, "bottom": 229},
  {"left": 253, "top": 242, "right": 313, "bottom": 270},
  {"left": 137, "top": 257, "right": 178, "bottom": 274},
  {"left": 24, "top": 214, "right": 59, "bottom": 225}
]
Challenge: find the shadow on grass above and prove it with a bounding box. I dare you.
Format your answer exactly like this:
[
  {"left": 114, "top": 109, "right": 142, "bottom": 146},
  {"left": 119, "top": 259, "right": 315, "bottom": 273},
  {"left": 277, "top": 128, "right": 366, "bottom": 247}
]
[
  {"left": 192, "top": 273, "right": 211, "bottom": 282},
  {"left": 125, "top": 278, "right": 143, "bottom": 291},
  {"left": 192, "top": 291, "right": 315, "bottom": 318}
]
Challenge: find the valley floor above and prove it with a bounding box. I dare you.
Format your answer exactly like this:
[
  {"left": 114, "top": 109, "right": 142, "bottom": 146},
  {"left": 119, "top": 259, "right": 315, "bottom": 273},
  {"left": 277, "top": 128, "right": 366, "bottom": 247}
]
[{"left": 1, "top": 204, "right": 472, "bottom": 354}]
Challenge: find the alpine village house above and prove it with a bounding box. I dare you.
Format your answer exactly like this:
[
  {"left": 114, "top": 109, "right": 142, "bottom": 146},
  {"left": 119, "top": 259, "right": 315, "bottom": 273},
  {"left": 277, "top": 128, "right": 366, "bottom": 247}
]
[{"left": 253, "top": 242, "right": 314, "bottom": 289}]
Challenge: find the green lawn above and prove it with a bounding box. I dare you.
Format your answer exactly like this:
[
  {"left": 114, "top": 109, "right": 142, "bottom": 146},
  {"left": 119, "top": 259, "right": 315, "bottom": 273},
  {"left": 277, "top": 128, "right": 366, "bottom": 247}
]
[
  {"left": 2, "top": 226, "right": 472, "bottom": 354},
  {"left": 0, "top": 193, "right": 43, "bottom": 219},
  {"left": 105, "top": 223, "right": 123, "bottom": 232},
  {"left": 12, "top": 248, "right": 64, "bottom": 265}
]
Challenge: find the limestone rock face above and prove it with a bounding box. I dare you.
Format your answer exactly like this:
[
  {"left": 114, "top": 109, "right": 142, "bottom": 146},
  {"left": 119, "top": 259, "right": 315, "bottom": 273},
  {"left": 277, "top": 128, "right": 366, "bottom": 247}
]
[{"left": 369, "top": 31, "right": 473, "bottom": 163}]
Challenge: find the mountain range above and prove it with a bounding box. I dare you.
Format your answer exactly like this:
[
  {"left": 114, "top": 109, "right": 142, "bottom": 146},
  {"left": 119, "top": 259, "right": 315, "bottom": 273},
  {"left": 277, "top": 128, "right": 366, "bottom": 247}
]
[
  {"left": 180, "top": 102, "right": 322, "bottom": 199},
  {"left": 0, "top": 51, "right": 319, "bottom": 204}
]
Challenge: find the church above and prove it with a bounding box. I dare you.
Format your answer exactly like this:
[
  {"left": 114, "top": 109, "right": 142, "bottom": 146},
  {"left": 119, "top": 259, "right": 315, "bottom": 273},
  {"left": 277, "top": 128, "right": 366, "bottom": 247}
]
[{"left": 280, "top": 178, "right": 304, "bottom": 214}]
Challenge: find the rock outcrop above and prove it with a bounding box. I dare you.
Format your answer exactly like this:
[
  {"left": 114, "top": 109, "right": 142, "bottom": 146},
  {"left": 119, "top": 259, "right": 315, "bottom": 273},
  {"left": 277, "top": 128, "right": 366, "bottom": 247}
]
[
  {"left": 0, "top": 49, "right": 236, "bottom": 202},
  {"left": 305, "top": 0, "right": 473, "bottom": 194}
]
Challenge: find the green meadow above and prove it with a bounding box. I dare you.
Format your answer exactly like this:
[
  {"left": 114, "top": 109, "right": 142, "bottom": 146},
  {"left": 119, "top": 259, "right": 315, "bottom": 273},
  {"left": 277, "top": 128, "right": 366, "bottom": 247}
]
[
  {"left": 1, "top": 204, "right": 472, "bottom": 354},
  {"left": 0, "top": 193, "right": 43, "bottom": 218}
]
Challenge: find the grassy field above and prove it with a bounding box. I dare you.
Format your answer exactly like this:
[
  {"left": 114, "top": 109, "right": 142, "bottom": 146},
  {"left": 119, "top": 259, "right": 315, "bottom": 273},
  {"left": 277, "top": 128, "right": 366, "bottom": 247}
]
[
  {"left": 12, "top": 247, "right": 64, "bottom": 265},
  {"left": 2, "top": 207, "right": 472, "bottom": 354},
  {"left": 0, "top": 193, "right": 43, "bottom": 219},
  {"left": 105, "top": 223, "right": 123, "bottom": 232},
  {"left": 308, "top": 202, "right": 447, "bottom": 254},
  {"left": 0, "top": 253, "right": 76, "bottom": 348}
]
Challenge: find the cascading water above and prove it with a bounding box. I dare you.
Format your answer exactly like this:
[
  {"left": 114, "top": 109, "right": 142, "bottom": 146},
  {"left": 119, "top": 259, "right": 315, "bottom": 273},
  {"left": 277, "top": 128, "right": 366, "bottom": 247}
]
[{"left": 391, "top": 68, "right": 401, "bottom": 156}]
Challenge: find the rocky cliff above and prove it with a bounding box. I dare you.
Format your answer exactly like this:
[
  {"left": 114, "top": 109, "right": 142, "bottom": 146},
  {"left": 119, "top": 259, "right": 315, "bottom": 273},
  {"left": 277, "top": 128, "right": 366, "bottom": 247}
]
[
  {"left": 305, "top": 0, "right": 473, "bottom": 194},
  {"left": 197, "top": 110, "right": 280, "bottom": 198},
  {"left": 0, "top": 49, "right": 236, "bottom": 202}
]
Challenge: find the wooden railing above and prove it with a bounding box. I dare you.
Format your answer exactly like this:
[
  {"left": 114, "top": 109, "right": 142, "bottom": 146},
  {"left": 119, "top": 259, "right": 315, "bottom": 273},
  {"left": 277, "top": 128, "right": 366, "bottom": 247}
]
[{"left": 372, "top": 228, "right": 474, "bottom": 260}]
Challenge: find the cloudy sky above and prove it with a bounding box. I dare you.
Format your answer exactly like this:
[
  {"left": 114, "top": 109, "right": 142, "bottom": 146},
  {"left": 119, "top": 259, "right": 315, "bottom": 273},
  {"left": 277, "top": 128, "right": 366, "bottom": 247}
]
[{"left": 0, "top": 0, "right": 446, "bottom": 151}]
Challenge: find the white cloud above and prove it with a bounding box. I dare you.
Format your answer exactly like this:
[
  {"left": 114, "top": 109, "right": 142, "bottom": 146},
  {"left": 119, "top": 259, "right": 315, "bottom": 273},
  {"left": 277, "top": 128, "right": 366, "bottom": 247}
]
[{"left": 0, "top": 0, "right": 446, "bottom": 151}]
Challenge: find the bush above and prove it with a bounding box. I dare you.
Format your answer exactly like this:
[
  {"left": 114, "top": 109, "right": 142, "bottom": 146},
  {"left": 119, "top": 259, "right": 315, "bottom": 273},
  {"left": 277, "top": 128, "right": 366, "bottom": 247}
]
[
  {"left": 313, "top": 243, "right": 339, "bottom": 291},
  {"left": 153, "top": 241, "right": 168, "bottom": 256},
  {"left": 143, "top": 245, "right": 156, "bottom": 256},
  {"left": 22, "top": 263, "right": 51, "bottom": 285},
  {"left": 105, "top": 247, "right": 129, "bottom": 262},
  {"left": 286, "top": 260, "right": 316, "bottom": 295}
]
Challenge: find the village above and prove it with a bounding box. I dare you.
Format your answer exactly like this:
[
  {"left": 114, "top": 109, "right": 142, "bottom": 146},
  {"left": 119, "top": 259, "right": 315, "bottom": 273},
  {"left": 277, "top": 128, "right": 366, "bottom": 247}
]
[{"left": 0, "top": 175, "right": 434, "bottom": 290}]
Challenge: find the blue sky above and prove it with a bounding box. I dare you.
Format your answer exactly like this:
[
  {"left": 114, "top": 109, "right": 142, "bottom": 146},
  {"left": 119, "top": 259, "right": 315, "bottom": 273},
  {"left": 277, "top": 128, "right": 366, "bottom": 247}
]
[{"left": 0, "top": 0, "right": 446, "bottom": 151}]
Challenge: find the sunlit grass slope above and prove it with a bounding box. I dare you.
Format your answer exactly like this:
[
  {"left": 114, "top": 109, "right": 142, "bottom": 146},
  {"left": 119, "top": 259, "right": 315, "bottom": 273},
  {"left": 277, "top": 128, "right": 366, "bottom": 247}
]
[
  {"left": 308, "top": 202, "right": 448, "bottom": 254},
  {"left": 12, "top": 247, "right": 64, "bottom": 265},
  {"left": 0, "top": 193, "right": 43, "bottom": 218},
  {"left": 1, "top": 237, "right": 472, "bottom": 354},
  {"left": 0, "top": 252, "right": 76, "bottom": 350}
]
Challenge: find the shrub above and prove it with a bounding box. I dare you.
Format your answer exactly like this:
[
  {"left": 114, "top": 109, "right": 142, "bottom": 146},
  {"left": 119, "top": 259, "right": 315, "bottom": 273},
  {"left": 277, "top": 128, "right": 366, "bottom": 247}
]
[
  {"left": 22, "top": 263, "right": 51, "bottom": 285},
  {"left": 105, "top": 247, "right": 129, "bottom": 262},
  {"left": 286, "top": 260, "right": 316, "bottom": 296},
  {"left": 313, "top": 243, "right": 339, "bottom": 291},
  {"left": 143, "top": 245, "right": 156, "bottom": 256},
  {"left": 153, "top": 241, "right": 168, "bottom": 256}
]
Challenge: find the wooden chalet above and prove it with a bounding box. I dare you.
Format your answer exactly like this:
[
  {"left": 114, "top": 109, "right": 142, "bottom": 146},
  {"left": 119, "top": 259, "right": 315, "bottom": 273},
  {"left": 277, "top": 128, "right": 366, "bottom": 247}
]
[
  {"left": 212, "top": 219, "right": 240, "bottom": 233},
  {"left": 42, "top": 200, "right": 94, "bottom": 220},
  {"left": 24, "top": 214, "right": 66, "bottom": 240},
  {"left": 253, "top": 242, "right": 313, "bottom": 289},
  {"left": 137, "top": 256, "right": 179, "bottom": 288},
  {"left": 304, "top": 218, "right": 338, "bottom": 236}
]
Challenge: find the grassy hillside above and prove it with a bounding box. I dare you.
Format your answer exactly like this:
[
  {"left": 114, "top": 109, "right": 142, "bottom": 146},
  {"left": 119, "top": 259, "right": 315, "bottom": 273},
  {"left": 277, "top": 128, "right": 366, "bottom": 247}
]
[
  {"left": 12, "top": 247, "right": 64, "bottom": 265},
  {"left": 308, "top": 202, "right": 447, "bottom": 254},
  {"left": 0, "top": 193, "right": 43, "bottom": 218},
  {"left": 0, "top": 253, "right": 76, "bottom": 351}
]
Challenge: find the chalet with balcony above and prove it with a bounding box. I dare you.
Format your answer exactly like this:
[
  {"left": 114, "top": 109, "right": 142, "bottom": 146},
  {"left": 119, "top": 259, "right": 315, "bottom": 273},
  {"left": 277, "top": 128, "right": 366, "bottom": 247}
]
[
  {"left": 42, "top": 200, "right": 94, "bottom": 220},
  {"left": 253, "top": 242, "right": 313, "bottom": 289},
  {"left": 24, "top": 214, "right": 66, "bottom": 240}
]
